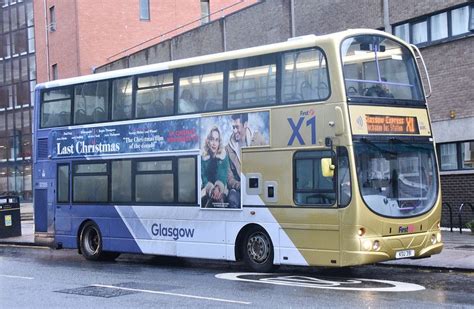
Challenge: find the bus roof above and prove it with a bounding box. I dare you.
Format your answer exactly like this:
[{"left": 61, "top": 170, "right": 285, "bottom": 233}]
[{"left": 35, "top": 28, "right": 404, "bottom": 91}]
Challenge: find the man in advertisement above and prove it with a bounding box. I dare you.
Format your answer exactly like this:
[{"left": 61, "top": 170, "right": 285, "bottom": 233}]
[{"left": 225, "top": 113, "right": 265, "bottom": 208}]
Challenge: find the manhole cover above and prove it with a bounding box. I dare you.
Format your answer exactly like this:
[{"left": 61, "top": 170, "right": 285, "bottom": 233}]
[{"left": 56, "top": 286, "right": 138, "bottom": 298}]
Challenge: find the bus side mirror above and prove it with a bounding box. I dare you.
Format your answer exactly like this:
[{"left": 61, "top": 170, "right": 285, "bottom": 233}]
[{"left": 321, "top": 158, "right": 335, "bottom": 178}]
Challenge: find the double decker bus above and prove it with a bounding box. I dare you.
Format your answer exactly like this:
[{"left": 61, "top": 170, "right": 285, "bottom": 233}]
[{"left": 33, "top": 29, "right": 442, "bottom": 271}]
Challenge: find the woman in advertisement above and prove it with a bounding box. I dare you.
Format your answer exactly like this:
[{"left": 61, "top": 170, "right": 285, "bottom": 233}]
[{"left": 201, "top": 126, "right": 229, "bottom": 208}]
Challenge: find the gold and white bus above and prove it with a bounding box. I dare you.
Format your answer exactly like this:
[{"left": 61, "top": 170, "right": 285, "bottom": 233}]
[{"left": 33, "top": 29, "right": 442, "bottom": 271}]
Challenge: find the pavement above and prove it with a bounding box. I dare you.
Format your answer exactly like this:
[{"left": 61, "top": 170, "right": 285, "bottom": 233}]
[{"left": 1, "top": 202, "right": 473, "bottom": 271}]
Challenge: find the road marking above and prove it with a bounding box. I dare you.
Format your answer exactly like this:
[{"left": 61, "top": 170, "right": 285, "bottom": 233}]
[
  {"left": 0, "top": 274, "right": 34, "bottom": 280},
  {"left": 216, "top": 273, "right": 425, "bottom": 292},
  {"left": 92, "top": 284, "right": 251, "bottom": 305}
]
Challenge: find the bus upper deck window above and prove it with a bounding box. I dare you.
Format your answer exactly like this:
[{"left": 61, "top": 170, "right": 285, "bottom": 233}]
[
  {"left": 341, "top": 35, "right": 424, "bottom": 103},
  {"left": 136, "top": 73, "right": 174, "bottom": 119},
  {"left": 41, "top": 88, "right": 72, "bottom": 128},
  {"left": 282, "top": 48, "right": 330, "bottom": 103},
  {"left": 112, "top": 77, "right": 133, "bottom": 121},
  {"left": 178, "top": 72, "right": 223, "bottom": 114},
  {"left": 74, "top": 81, "right": 109, "bottom": 125}
]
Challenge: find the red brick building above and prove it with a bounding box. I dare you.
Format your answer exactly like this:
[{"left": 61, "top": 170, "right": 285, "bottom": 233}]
[{"left": 33, "top": 0, "right": 257, "bottom": 83}]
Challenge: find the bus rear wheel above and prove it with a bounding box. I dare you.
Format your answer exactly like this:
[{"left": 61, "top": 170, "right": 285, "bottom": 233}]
[
  {"left": 242, "top": 227, "right": 275, "bottom": 272},
  {"left": 79, "top": 221, "right": 120, "bottom": 261}
]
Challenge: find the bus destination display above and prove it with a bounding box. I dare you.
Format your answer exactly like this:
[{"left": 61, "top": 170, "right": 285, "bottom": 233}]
[{"left": 366, "top": 115, "right": 419, "bottom": 134}]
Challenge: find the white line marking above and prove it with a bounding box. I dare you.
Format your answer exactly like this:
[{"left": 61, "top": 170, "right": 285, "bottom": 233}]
[
  {"left": 92, "top": 284, "right": 251, "bottom": 305},
  {"left": 216, "top": 273, "right": 425, "bottom": 292},
  {"left": 0, "top": 274, "right": 34, "bottom": 280}
]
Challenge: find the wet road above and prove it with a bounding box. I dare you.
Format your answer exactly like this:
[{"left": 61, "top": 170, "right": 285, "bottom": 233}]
[{"left": 0, "top": 245, "right": 473, "bottom": 308}]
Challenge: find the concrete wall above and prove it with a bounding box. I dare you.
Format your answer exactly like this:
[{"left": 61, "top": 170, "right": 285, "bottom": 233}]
[
  {"left": 225, "top": 0, "right": 291, "bottom": 51},
  {"left": 172, "top": 19, "right": 225, "bottom": 60},
  {"left": 295, "top": 0, "right": 383, "bottom": 36},
  {"left": 129, "top": 41, "right": 172, "bottom": 68}
]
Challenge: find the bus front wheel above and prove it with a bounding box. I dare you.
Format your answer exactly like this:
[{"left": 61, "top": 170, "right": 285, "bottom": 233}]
[
  {"left": 242, "top": 227, "right": 275, "bottom": 272},
  {"left": 79, "top": 221, "right": 120, "bottom": 261}
]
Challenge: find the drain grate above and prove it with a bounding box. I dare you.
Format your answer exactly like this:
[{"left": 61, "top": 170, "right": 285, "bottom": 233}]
[{"left": 56, "top": 285, "right": 138, "bottom": 298}]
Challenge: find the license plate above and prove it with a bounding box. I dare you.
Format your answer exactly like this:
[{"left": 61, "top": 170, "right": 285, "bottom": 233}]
[{"left": 395, "top": 249, "right": 415, "bottom": 259}]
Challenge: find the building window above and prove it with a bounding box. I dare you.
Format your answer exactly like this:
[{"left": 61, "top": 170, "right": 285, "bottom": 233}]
[
  {"left": 430, "top": 12, "right": 448, "bottom": 41},
  {"left": 451, "top": 6, "right": 470, "bottom": 36},
  {"left": 49, "top": 6, "right": 56, "bottom": 31},
  {"left": 438, "top": 141, "right": 474, "bottom": 171},
  {"left": 394, "top": 23, "right": 410, "bottom": 42},
  {"left": 461, "top": 141, "right": 474, "bottom": 169},
  {"left": 439, "top": 143, "right": 458, "bottom": 170},
  {"left": 470, "top": 6, "right": 474, "bottom": 31},
  {"left": 52, "top": 63, "right": 58, "bottom": 80},
  {"left": 412, "top": 20, "right": 428, "bottom": 44},
  {"left": 139, "top": 0, "right": 150, "bottom": 20},
  {"left": 201, "top": 0, "right": 210, "bottom": 25},
  {"left": 393, "top": 4, "right": 474, "bottom": 46}
]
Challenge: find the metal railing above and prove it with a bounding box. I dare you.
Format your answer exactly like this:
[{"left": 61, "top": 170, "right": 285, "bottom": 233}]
[
  {"left": 442, "top": 202, "right": 453, "bottom": 232},
  {"left": 458, "top": 202, "right": 473, "bottom": 234}
]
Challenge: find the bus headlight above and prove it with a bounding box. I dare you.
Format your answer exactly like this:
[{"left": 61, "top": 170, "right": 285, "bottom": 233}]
[
  {"left": 430, "top": 234, "right": 437, "bottom": 245},
  {"left": 372, "top": 240, "right": 380, "bottom": 251},
  {"left": 436, "top": 232, "right": 442, "bottom": 243},
  {"left": 357, "top": 228, "right": 366, "bottom": 237},
  {"left": 362, "top": 239, "right": 372, "bottom": 251}
]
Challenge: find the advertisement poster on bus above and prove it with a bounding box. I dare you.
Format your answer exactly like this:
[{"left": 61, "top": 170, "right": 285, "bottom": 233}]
[
  {"left": 200, "top": 111, "right": 270, "bottom": 209},
  {"left": 51, "top": 118, "right": 200, "bottom": 158}
]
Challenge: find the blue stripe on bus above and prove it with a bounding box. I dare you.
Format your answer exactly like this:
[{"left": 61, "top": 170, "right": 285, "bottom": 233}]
[
  {"left": 115, "top": 206, "right": 151, "bottom": 240},
  {"left": 54, "top": 205, "right": 142, "bottom": 254}
]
